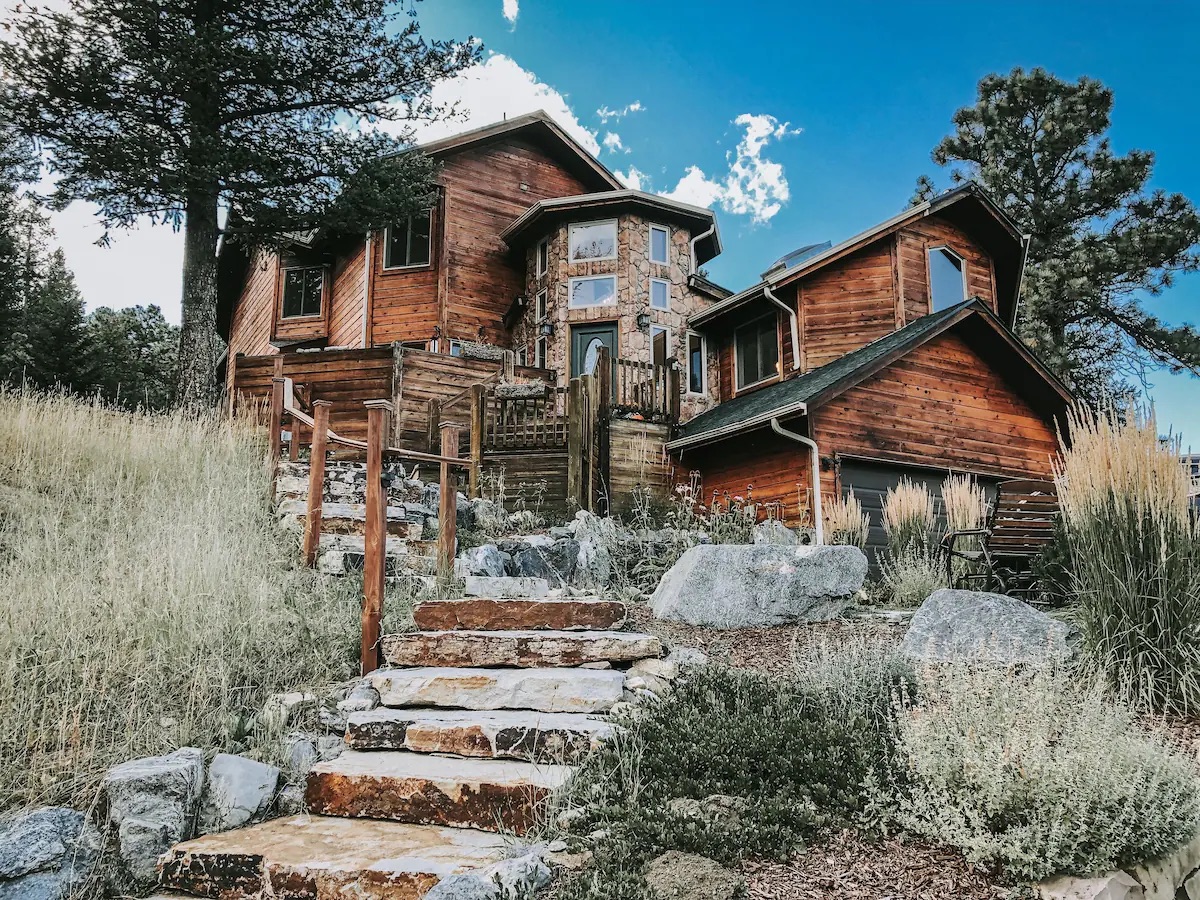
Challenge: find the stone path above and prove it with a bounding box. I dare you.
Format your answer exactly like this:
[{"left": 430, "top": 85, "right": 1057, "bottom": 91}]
[{"left": 156, "top": 586, "right": 661, "bottom": 899}]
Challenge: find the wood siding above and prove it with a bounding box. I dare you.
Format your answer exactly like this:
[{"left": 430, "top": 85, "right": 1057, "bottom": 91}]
[
  {"left": 607, "top": 420, "right": 674, "bottom": 514},
  {"left": 329, "top": 239, "right": 368, "bottom": 347},
  {"left": 227, "top": 250, "right": 278, "bottom": 358},
  {"left": 897, "top": 218, "right": 997, "bottom": 322},
  {"left": 369, "top": 203, "right": 442, "bottom": 347},
  {"left": 798, "top": 243, "right": 896, "bottom": 371}
]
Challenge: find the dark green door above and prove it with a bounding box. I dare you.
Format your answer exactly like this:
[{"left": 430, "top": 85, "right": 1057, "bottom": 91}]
[{"left": 570, "top": 323, "right": 617, "bottom": 378}]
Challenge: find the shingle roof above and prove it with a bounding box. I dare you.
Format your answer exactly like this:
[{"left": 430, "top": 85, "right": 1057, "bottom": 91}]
[{"left": 671, "top": 299, "right": 999, "bottom": 448}]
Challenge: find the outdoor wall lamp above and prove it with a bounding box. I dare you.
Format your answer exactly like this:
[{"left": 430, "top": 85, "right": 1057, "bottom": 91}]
[
  {"left": 636, "top": 310, "right": 650, "bottom": 331},
  {"left": 539, "top": 320, "right": 554, "bottom": 338}
]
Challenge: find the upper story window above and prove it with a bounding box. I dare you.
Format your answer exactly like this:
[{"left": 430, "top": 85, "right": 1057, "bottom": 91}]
[
  {"left": 650, "top": 324, "right": 671, "bottom": 369},
  {"left": 569, "top": 220, "right": 617, "bottom": 261},
  {"left": 569, "top": 275, "right": 617, "bottom": 308},
  {"left": 928, "top": 246, "right": 966, "bottom": 311},
  {"left": 735, "top": 314, "right": 779, "bottom": 391},
  {"left": 281, "top": 266, "right": 324, "bottom": 319},
  {"left": 535, "top": 289, "right": 547, "bottom": 320},
  {"left": 649, "top": 224, "right": 669, "bottom": 265},
  {"left": 536, "top": 238, "right": 548, "bottom": 276},
  {"left": 384, "top": 210, "right": 432, "bottom": 269},
  {"left": 650, "top": 278, "right": 669, "bottom": 311},
  {"left": 687, "top": 331, "right": 706, "bottom": 395}
]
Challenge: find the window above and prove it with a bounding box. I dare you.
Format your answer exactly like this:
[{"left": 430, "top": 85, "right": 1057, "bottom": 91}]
[
  {"left": 686, "top": 332, "right": 706, "bottom": 395},
  {"left": 281, "top": 266, "right": 324, "bottom": 319},
  {"left": 535, "top": 336, "right": 548, "bottom": 367},
  {"left": 517, "top": 345, "right": 528, "bottom": 366},
  {"left": 649, "top": 224, "right": 669, "bottom": 265},
  {"left": 535, "top": 289, "right": 547, "bottom": 320},
  {"left": 399, "top": 340, "right": 428, "bottom": 351},
  {"left": 928, "top": 246, "right": 966, "bottom": 311},
  {"left": 650, "top": 324, "right": 671, "bottom": 369},
  {"left": 384, "top": 210, "right": 432, "bottom": 269},
  {"left": 650, "top": 278, "right": 670, "bottom": 311},
  {"left": 448, "top": 340, "right": 463, "bottom": 357},
  {"left": 536, "top": 239, "right": 548, "bottom": 277},
  {"left": 735, "top": 314, "right": 779, "bottom": 390},
  {"left": 569, "top": 275, "right": 617, "bottom": 308},
  {"left": 568, "top": 220, "right": 617, "bottom": 261}
]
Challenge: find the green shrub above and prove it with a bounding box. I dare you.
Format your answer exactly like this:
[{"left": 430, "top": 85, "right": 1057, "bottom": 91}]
[
  {"left": 879, "top": 543, "right": 947, "bottom": 607},
  {"left": 880, "top": 665, "right": 1200, "bottom": 881},
  {"left": 551, "top": 647, "right": 910, "bottom": 899},
  {"left": 1055, "top": 406, "right": 1200, "bottom": 712}
]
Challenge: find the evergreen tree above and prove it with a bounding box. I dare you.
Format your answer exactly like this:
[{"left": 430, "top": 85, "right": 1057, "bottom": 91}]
[
  {"left": 0, "top": 117, "right": 37, "bottom": 382},
  {"left": 20, "top": 249, "right": 90, "bottom": 392},
  {"left": 85, "top": 305, "right": 179, "bottom": 411},
  {"left": 916, "top": 67, "right": 1200, "bottom": 404},
  {"left": 0, "top": 0, "right": 480, "bottom": 409}
]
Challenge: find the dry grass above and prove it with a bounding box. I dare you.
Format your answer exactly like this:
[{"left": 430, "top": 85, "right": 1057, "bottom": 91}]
[
  {"left": 940, "top": 473, "right": 987, "bottom": 534},
  {"left": 823, "top": 491, "right": 869, "bottom": 549},
  {"left": 881, "top": 478, "right": 935, "bottom": 558},
  {"left": 0, "top": 390, "right": 360, "bottom": 811}
]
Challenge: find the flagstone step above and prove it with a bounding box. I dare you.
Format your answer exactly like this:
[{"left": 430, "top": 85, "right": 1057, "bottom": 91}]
[
  {"left": 463, "top": 575, "right": 549, "bottom": 598},
  {"left": 382, "top": 629, "right": 662, "bottom": 669},
  {"left": 279, "top": 499, "right": 421, "bottom": 537},
  {"left": 305, "top": 751, "right": 571, "bottom": 834},
  {"left": 157, "top": 815, "right": 515, "bottom": 899},
  {"left": 367, "top": 666, "right": 625, "bottom": 713},
  {"left": 413, "top": 596, "right": 627, "bottom": 632},
  {"left": 345, "top": 708, "right": 615, "bottom": 763}
]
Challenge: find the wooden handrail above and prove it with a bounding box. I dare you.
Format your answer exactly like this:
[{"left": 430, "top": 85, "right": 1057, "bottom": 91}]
[{"left": 441, "top": 368, "right": 503, "bottom": 413}]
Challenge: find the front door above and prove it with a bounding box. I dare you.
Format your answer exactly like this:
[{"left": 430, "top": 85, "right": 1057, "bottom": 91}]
[{"left": 570, "top": 323, "right": 618, "bottom": 378}]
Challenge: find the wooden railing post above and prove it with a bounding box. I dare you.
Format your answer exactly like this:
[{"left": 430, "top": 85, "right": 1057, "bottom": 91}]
[
  {"left": 302, "top": 400, "right": 332, "bottom": 569},
  {"left": 437, "top": 422, "right": 460, "bottom": 589},
  {"left": 566, "top": 377, "right": 584, "bottom": 510},
  {"left": 226, "top": 352, "right": 241, "bottom": 419},
  {"left": 427, "top": 399, "right": 441, "bottom": 454},
  {"left": 469, "top": 383, "right": 485, "bottom": 498},
  {"left": 361, "top": 399, "right": 392, "bottom": 676},
  {"left": 267, "top": 356, "right": 285, "bottom": 478},
  {"left": 667, "top": 363, "right": 681, "bottom": 421}
]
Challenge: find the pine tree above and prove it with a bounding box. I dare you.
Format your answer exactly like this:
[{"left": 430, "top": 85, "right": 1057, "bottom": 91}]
[
  {"left": 20, "top": 249, "right": 90, "bottom": 392},
  {"left": 0, "top": 116, "right": 37, "bottom": 382},
  {"left": 85, "top": 305, "right": 180, "bottom": 410},
  {"left": 916, "top": 67, "right": 1200, "bottom": 404},
  {"left": 0, "top": 0, "right": 480, "bottom": 409}
]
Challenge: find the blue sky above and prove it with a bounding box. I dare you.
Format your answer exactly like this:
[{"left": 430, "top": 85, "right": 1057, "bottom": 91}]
[{"left": 36, "top": 0, "right": 1199, "bottom": 443}]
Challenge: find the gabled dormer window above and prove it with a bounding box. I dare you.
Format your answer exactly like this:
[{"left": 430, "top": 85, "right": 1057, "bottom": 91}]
[
  {"left": 281, "top": 266, "right": 325, "bottom": 319},
  {"left": 928, "top": 246, "right": 966, "bottom": 311},
  {"left": 384, "top": 210, "right": 432, "bottom": 269},
  {"left": 569, "top": 220, "right": 617, "bottom": 261}
]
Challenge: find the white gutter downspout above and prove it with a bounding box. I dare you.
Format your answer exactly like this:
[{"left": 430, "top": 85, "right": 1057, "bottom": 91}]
[
  {"left": 689, "top": 223, "right": 716, "bottom": 274},
  {"left": 763, "top": 285, "right": 801, "bottom": 371},
  {"left": 771, "top": 418, "right": 823, "bottom": 545}
]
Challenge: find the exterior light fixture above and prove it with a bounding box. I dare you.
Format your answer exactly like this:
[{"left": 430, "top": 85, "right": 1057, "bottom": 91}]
[
  {"left": 636, "top": 310, "right": 650, "bottom": 331},
  {"left": 539, "top": 320, "right": 554, "bottom": 338}
]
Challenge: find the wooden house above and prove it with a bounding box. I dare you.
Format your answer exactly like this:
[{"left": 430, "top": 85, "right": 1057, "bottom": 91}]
[{"left": 219, "top": 114, "right": 1072, "bottom": 541}]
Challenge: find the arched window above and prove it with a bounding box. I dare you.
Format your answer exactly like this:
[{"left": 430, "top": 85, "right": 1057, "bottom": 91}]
[{"left": 928, "top": 246, "right": 966, "bottom": 311}]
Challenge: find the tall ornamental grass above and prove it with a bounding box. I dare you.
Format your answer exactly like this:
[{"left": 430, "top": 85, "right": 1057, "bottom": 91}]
[
  {"left": 824, "top": 490, "right": 870, "bottom": 549},
  {"left": 1054, "top": 406, "right": 1200, "bottom": 713},
  {"left": 881, "top": 477, "right": 935, "bottom": 558},
  {"left": 0, "top": 390, "right": 360, "bottom": 810},
  {"left": 941, "top": 473, "right": 987, "bottom": 534}
]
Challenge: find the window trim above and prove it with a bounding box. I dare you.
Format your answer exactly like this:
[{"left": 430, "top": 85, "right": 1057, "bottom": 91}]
[
  {"left": 733, "top": 312, "right": 781, "bottom": 393},
  {"left": 686, "top": 330, "right": 707, "bottom": 396},
  {"left": 568, "top": 218, "right": 619, "bottom": 263},
  {"left": 535, "top": 289, "right": 547, "bottom": 321},
  {"left": 649, "top": 277, "right": 670, "bottom": 311},
  {"left": 649, "top": 223, "right": 670, "bottom": 265},
  {"left": 650, "top": 323, "right": 672, "bottom": 369},
  {"left": 568, "top": 274, "right": 618, "bottom": 309},
  {"left": 927, "top": 244, "right": 968, "bottom": 311},
  {"left": 535, "top": 238, "right": 548, "bottom": 277},
  {"left": 382, "top": 209, "right": 434, "bottom": 272},
  {"left": 279, "top": 264, "right": 327, "bottom": 320},
  {"left": 517, "top": 345, "right": 528, "bottom": 366},
  {"left": 535, "top": 336, "right": 549, "bottom": 368}
]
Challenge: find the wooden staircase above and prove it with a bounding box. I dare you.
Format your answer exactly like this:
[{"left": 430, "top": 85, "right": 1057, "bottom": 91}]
[{"left": 154, "top": 587, "right": 661, "bottom": 899}]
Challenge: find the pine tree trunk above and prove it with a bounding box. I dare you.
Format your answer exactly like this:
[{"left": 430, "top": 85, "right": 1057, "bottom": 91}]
[{"left": 175, "top": 188, "right": 222, "bottom": 411}]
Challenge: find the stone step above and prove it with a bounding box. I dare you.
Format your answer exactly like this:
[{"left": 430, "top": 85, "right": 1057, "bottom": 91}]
[
  {"left": 278, "top": 500, "right": 424, "bottom": 538},
  {"left": 463, "top": 575, "right": 549, "bottom": 598},
  {"left": 382, "top": 629, "right": 662, "bottom": 669},
  {"left": 305, "top": 751, "right": 571, "bottom": 834},
  {"left": 157, "top": 815, "right": 516, "bottom": 899},
  {"left": 413, "top": 596, "right": 627, "bottom": 632},
  {"left": 346, "top": 708, "right": 615, "bottom": 763},
  {"left": 367, "top": 666, "right": 625, "bottom": 713}
]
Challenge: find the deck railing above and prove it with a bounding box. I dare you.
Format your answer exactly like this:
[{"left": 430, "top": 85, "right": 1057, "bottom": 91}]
[{"left": 613, "top": 357, "right": 680, "bottom": 421}]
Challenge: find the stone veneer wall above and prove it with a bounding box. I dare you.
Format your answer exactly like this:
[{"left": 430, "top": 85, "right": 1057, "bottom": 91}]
[{"left": 513, "top": 212, "right": 721, "bottom": 422}]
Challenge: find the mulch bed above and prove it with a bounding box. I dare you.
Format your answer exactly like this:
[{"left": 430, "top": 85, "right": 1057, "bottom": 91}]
[
  {"left": 626, "top": 602, "right": 904, "bottom": 681},
  {"left": 742, "top": 830, "right": 1006, "bottom": 900}
]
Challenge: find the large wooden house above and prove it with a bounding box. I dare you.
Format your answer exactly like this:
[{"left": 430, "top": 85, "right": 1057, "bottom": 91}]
[{"left": 219, "top": 112, "right": 1072, "bottom": 545}]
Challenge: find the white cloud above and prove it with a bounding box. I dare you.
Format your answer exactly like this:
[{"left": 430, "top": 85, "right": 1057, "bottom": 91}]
[
  {"left": 602, "top": 132, "right": 625, "bottom": 154},
  {"left": 664, "top": 114, "right": 801, "bottom": 223},
  {"left": 596, "top": 102, "right": 643, "bottom": 124},
  {"left": 501, "top": 0, "right": 518, "bottom": 26},
  {"left": 614, "top": 166, "right": 648, "bottom": 191}
]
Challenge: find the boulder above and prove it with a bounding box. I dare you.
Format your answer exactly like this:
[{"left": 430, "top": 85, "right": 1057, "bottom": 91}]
[
  {"left": 198, "top": 754, "right": 280, "bottom": 835},
  {"left": 462, "top": 544, "right": 510, "bottom": 578},
  {"left": 901, "top": 589, "right": 1078, "bottom": 667},
  {"left": 0, "top": 807, "right": 101, "bottom": 900},
  {"left": 422, "top": 847, "right": 550, "bottom": 900},
  {"left": 337, "top": 681, "right": 380, "bottom": 714},
  {"left": 282, "top": 733, "right": 319, "bottom": 778},
  {"left": 1036, "top": 871, "right": 1143, "bottom": 900},
  {"left": 99, "top": 747, "right": 204, "bottom": 888},
  {"left": 650, "top": 544, "right": 867, "bottom": 628},
  {"left": 643, "top": 851, "right": 742, "bottom": 900},
  {"left": 573, "top": 539, "right": 612, "bottom": 588},
  {"left": 752, "top": 521, "right": 799, "bottom": 545},
  {"left": 470, "top": 498, "right": 505, "bottom": 534},
  {"left": 1132, "top": 829, "right": 1200, "bottom": 899},
  {"left": 514, "top": 539, "right": 580, "bottom": 586}
]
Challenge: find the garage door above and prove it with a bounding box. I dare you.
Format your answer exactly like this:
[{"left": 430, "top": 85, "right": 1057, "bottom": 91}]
[{"left": 837, "top": 460, "right": 998, "bottom": 573}]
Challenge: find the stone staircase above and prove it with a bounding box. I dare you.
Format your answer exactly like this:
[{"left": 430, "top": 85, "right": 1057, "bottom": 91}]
[{"left": 153, "top": 587, "right": 661, "bottom": 899}]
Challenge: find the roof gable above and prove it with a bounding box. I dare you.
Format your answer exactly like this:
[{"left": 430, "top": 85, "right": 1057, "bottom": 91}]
[{"left": 669, "top": 299, "right": 1072, "bottom": 451}]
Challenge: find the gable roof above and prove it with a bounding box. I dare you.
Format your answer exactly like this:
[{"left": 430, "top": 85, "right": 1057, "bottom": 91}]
[
  {"left": 691, "top": 182, "right": 1030, "bottom": 330},
  {"left": 500, "top": 189, "right": 722, "bottom": 265},
  {"left": 417, "top": 110, "right": 623, "bottom": 194},
  {"left": 667, "top": 298, "right": 1072, "bottom": 452}
]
